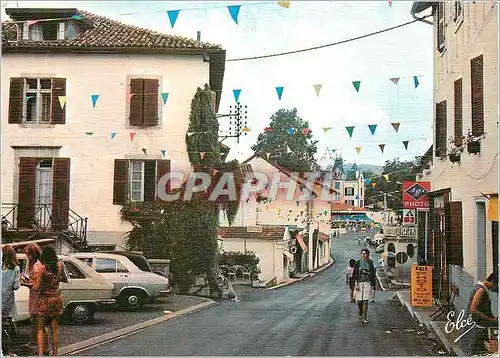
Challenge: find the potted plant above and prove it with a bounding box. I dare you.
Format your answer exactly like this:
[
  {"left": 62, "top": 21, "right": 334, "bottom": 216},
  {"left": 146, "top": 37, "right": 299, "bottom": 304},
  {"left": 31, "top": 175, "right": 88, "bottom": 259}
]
[
  {"left": 465, "top": 129, "right": 485, "bottom": 154},
  {"left": 447, "top": 136, "right": 464, "bottom": 163}
]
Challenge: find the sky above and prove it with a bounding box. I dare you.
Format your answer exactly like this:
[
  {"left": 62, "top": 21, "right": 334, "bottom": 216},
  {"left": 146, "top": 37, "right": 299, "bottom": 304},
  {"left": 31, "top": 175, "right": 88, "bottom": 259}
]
[{"left": 1, "top": 0, "right": 434, "bottom": 168}]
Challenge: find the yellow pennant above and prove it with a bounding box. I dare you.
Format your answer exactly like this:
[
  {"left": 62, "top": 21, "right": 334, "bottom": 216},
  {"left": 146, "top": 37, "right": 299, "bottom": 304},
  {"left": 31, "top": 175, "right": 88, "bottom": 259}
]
[
  {"left": 355, "top": 146, "right": 362, "bottom": 154},
  {"left": 323, "top": 127, "right": 332, "bottom": 133},
  {"left": 58, "top": 96, "right": 66, "bottom": 110},
  {"left": 277, "top": 0, "right": 290, "bottom": 8},
  {"left": 383, "top": 174, "right": 390, "bottom": 181}
]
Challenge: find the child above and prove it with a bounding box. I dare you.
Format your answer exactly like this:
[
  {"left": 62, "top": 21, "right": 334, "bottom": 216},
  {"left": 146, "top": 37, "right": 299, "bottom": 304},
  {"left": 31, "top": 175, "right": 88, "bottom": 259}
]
[{"left": 346, "top": 259, "right": 356, "bottom": 303}]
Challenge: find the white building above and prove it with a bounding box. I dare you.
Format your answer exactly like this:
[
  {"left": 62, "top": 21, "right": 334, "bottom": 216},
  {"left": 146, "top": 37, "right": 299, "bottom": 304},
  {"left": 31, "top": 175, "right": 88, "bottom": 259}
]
[{"left": 1, "top": 8, "right": 226, "bottom": 252}]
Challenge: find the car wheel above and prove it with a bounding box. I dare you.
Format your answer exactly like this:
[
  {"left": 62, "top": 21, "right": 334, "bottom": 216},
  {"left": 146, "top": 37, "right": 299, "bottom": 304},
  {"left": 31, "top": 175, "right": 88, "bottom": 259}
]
[
  {"left": 119, "top": 292, "right": 144, "bottom": 310},
  {"left": 70, "top": 304, "right": 95, "bottom": 323}
]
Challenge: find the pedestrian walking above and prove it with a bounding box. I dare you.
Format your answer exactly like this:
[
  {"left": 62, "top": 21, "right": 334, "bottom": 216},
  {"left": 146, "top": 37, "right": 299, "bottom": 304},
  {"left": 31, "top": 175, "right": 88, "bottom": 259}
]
[
  {"left": 34, "top": 246, "right": 64, "bottom": 356},
  {"left": 353, "top": 248, "right": 376, "bottom": 324},
  {"left": 2, "top": 245, "right": 21, "bottom": 357},
  {"left": 460, "top": 272, "right": 498, "bottom": 356},
  {"left": 346, "top": 259, "right": 356, "bottom": 303}
]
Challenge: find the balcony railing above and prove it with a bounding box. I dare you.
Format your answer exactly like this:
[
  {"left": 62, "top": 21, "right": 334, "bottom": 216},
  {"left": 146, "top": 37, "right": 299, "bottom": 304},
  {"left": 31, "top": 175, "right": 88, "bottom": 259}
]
[{"left": 382, "top": 225, "right": 417, "bottom": 237}]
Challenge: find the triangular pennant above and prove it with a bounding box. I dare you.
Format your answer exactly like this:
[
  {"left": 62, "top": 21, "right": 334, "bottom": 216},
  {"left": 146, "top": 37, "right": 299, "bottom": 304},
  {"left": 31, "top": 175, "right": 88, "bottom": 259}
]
[
  {"left": 127, "top": 93, "right": 135, "bottom": 101},
  {"left": 286, "top": 128, "right": 295, "bottom": 135},
  {"left": 352, "top": 81, "right": 361, "bottom": 92},
  {"left": 346, "top": 126, "right": 355, "bottom": 138},
  {"left": 200, "top": 152, "right": 206, "bottom": 160},
  {"left": 383, "top": 174, "right": 390, "bottom": 181},
  {"left": 390, "top": 77, "right": 400, "bottom": 85},
  {"left": 313, "top": 84, "right": 322, "bottom": 97},
  {"left": 130, "top": 132, "right": 136, "bottom": 141},
  {"left": 364, "top": 178, "right": 371, "bottom": 184},
  {"left": 302, "top": 128, "right": 310, "bottom": 135},
  {"left": 287, "top": 146, "right": 292, "bottom": 154},
  {"left": 142, "top": 148, "right": 147, "bottom": 155},
  {"left": 388, "top": 0, "right": 392, "bottom": 7},
  {"left": 233, "top": 89, "right": 241, "bottom": 102},
  {"left": 264, "top": 127, "right": 273, "bottom": 132},
  {"left": 266, "top": 152, "right": 271, "bottom": 160},
  {"left": 391, "top": 122, "right": 400, "bottom": 133},
  {"left": 355, "top": 146, "right": 362, "bottom": 154},
  {"left": 403, "top": 168, "right": 409, "bottom": 174},
  {"left": 277, "top": 0, "right": 290, "bottom": 8},
  {"left": 161, "top": 93, "right": 169, "bottom": 105},
  {"left": 402, "top": 140, "right": 409, "bottom": 150},
  {"left": 296, "top": 200, "right": 300, "bottom": 207},
  {"left": 187, "top": 132, "right": 195, "bottom": 137},
  {"left": 368, "top": 124, "right": 377, "bottom": 135},
  {"left": 85, "top": 132, "right": 93, "bottom": 136},
  {"left": 372, "top": 182, "right": 377, "bottom": 188},
  {"left": 379, "top": 144, "right": 385, "bottom": 153},
  {"left": 27, "top": 20, "right": 39, "bottom": 26},
  {"left": 58, "top": 96, "right": 66, "bottom": 110},
  {"left": 227, "top": 5, "right": 241, "bottom": 25},
  {"left": 275, "top": 86, "right": 284, "bottom": 100},
  {"left": 323, "top": 127, "right": 332, "bottom": 133},
  {"left": 414, "top": 76, "right": 420, "bottom": 88},
  {"left": 71, "top": 14, "right": 82, "bottom": 20},
  {"left": 91, "top": 94, "right": 99, "bottom": 108},
  {"left": 167, "top": 10, "right": 180, "bottom": 28},
  {"left": 111, "top": 132, "right": 116, "bottom": 139},
  {"left": 161, "top": 149, "right": 166, "bottom": 157}
]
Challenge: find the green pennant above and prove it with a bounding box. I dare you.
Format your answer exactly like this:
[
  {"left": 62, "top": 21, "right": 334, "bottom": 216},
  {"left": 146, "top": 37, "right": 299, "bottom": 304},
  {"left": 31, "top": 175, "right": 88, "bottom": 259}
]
[
  {"left": 352, "top": 81, "right": 361, "bottom": 92},
  {"left": 345, "top": 126, "right": 355, "bottom": 138}
]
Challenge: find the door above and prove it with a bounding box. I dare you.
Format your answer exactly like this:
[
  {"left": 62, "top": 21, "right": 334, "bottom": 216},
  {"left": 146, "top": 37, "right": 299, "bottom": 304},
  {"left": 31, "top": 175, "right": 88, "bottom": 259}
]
[
  {"left": 95, "top": 258, "right": 130, "bottom": 296},
  {"left": 476, "top": 201, "right": 487, "bottom": 281},
  {"left": 35, "top": 158, "right": 53, "bottom": 228}
]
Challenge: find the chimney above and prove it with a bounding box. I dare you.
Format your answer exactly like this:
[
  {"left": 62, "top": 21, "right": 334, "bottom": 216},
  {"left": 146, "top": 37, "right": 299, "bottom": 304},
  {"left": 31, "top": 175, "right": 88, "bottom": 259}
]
[{"left": 197, "top": 31, "right": 201, "bottom": 42}]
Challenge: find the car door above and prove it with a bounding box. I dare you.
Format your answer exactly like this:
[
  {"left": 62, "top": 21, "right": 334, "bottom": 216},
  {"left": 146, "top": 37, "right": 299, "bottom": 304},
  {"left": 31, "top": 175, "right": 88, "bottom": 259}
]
[
  {"left": 95, "top": 258, "right": 130, "bottom": 296},
  {"left": 62, "top": 259, "right": 95, "bottom": 302}
]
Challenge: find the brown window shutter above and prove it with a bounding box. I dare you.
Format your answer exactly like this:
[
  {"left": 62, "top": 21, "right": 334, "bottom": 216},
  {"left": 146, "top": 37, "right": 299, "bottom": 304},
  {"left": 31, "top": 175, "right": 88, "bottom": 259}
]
[
  {"left": 51, "top": 78, "right": 66, "bottom": 124},
  {"left": 448, "top": 201, "right": 463, "bottom": 266},
  {"left": 143, "top": 160, "right": 156, "bottom": 202},
  {"left": 156, "top": 159, "right": 171, "bottom": 202},
  {"left": 129, "top": 78, "right": 144, "bottom": 126},
  {"left": 471, "top": 55, "right": 484, "bottom": 136},
  {"left": 437, "top": 3, "right": 445, "bottom": 52},
  {"left": 142, "top": 79, "right": 159, "bottom": 126},
  {"left": 8, "top": 77, "right": 24, "bottom": 124},
  {"left": 454, "top": 78, "right": 463, "bottom": 146},
  {"left": 17, "top": 157, "right": 37, "bottom": 228},
  {"left": 52, "top": 158, "right": 71, "bottom": 230},
  {"left": 113, "top": 159, "right": 129, "bottom": 205},
  {"left": 435, "top": 101, "right": 447, "bottom": 157}
]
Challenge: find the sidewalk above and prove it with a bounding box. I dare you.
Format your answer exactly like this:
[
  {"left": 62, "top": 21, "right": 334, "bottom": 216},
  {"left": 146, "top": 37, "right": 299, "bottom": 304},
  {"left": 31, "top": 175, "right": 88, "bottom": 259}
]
[
  {"left": 267, "top": 258, "right": 335, "bottom": 290},
  {"left": 394, "top": 290, "right": 467, "bottom": 356}
]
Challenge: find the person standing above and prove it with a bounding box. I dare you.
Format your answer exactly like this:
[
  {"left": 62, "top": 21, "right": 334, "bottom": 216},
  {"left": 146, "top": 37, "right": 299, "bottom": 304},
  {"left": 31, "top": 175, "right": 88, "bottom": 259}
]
[
  {"left": 353, "top": 248, "right": 376, "bottom": 324},
  {"left": 346, "top": 259, "right": 356, "bottom": 303},
  {"left": 34, "top": 246, "right": 64, "bottom": 356},
  {"left": 460, "top": 272, "right": 498, "bottom": 356},
  {"left": 2, "top": 244, "right": 21, "bottom": 356}
]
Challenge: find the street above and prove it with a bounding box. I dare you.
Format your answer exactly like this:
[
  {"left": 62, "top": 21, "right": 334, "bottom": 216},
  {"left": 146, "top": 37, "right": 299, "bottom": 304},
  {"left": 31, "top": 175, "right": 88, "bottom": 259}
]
[{"left": 80, "top": 232, "right": 444, "bottom": 356}]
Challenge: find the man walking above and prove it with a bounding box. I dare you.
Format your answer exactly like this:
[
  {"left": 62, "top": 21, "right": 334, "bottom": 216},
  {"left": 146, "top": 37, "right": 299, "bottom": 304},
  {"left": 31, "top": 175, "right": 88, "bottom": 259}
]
[{"left": 353, "top": 248, "right": 376, "bottom": 324}]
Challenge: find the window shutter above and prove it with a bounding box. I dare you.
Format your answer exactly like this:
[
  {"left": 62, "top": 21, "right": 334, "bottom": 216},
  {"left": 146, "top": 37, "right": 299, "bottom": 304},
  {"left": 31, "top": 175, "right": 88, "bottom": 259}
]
[
  {"left": 52, "top": 158, "right": 71, "bottom": 230},
  {"left": 435, "top": 101, "right": 447, "bottom": 157},
  {"left": 143, "top": 160, "right": 156, "bottom": 202},
  {"left": 113, "top": 159, "right": 129, "bottom": 205},
  {"left": 8, "top": 77, "right": 24, "bottom": 124},
  {"left": 129, "top": 78, "right": 144, "bottom": 126},
  {"left": 156, "top": 159, "right": 171, "bottom": 202},
  {"left": 17, "top": 157, "right": 37, "bottom": 228},
  {"left": 437, "top": 2, "right": 446, "bottom": 52},
  {"left": 51, "top": 78, "right": 66, "bottom": 124},
  {"left": 471, "top": 55, "right": 484, "bottom": 136},
  {"left": 448, "top": 201, "right": 463, "bottom": 266},
  {"left": 142, "top": 79, "right": 159, "bottom": 126},
  {"left": 454, "top": 78, "right": 463, "bottom": 146}
]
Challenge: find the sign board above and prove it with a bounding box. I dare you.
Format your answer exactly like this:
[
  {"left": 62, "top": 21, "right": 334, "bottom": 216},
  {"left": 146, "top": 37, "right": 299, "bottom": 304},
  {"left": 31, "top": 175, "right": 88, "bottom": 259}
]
[
  {"left": 396, "top": 252, "right": 408, "bottom": 264},
  {"left": 402, "top": 209, "right": 417, "bottom": 226},
  {"left": 410, "top": 265, "right": 433, "bottom": 306},
  {"left": 403, "top": 181, "right": 431, "bottom": 209},
  {"left": 247, "top": 226, "right": 263, "bottom": 233}
]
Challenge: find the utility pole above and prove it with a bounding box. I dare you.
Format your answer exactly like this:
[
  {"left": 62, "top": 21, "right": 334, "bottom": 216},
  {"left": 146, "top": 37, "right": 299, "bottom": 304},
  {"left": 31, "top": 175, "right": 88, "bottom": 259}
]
[
  {"left": 218, "top": 102, "right": 248, "bottom": 143},
  {"left": 383, "top": 193, "right": 388, "bottom": 225},
  {"left": 307, "top": 197, "right": 313, "bottom": 272}
]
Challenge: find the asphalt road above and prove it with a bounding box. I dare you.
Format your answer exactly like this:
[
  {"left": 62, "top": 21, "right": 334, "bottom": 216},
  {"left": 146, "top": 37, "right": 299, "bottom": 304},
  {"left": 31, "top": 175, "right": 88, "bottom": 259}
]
[{"left": 80, "top": 232, "right": 446, "bottom": 356}]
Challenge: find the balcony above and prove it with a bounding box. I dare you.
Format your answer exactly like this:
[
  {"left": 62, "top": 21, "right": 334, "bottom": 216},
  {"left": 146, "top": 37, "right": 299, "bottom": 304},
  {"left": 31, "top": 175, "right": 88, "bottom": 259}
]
[{"left": 382, "top": 225, "right": 417, "bottom": 237}]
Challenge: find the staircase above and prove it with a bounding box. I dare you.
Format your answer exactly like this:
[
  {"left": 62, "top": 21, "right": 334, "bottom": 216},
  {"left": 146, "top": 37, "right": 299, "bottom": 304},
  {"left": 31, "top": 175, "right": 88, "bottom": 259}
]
[{"left": 2, "top": 203, "right": 88, "bottom": 251}]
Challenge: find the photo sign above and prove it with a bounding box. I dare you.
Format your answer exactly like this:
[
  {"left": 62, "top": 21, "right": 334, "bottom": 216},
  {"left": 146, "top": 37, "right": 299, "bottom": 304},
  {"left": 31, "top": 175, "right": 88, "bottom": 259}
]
[
  {"left": 403, "top": 181, "right": 431, "bottom": 209},
  {"left": 410, "top": 265, "right": 433, "bottom": 306}
]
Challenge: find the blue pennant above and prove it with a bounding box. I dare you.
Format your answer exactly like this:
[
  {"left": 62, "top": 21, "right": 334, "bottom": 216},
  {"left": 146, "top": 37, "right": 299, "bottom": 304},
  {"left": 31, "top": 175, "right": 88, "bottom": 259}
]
[
  {"left": 91, "top": 94, "right": 99, "bottom": 108},
  {"left": 368, "top": 124, "right": 377, "bottom": 135},
  {"left": 161, "top": 93, "right": 169, "bottom": 105},
  {"left": 167, "top": 10, "right": 180, "bottom": 28},
  {"left": 414, "top": 76, "right": 419, "bottom": 88},
  {"left": 227, "top": 5, "right": 241, "bottom": 25},
  {"left": 275, "top": 86, "right": 284, "bottom": 101},
  {"left": 286, "top": 128, "right": 296, "bottom": 135},
  {"left": 161, "top": 149, "right": 166, "bottom": 157},
  {"left": 233, "top": 89, "right": 241, "bottom": 102}
]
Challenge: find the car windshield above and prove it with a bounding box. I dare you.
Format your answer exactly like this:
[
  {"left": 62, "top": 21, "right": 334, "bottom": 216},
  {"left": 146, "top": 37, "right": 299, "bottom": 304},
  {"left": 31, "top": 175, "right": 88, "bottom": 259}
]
[{"left": 127, "top": 255, "right": 152, "bottom": 272}]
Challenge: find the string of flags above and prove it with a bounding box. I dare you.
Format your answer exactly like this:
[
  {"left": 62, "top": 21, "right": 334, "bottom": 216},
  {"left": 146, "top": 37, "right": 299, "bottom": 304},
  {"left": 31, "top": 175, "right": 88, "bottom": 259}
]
[
  {"left": 50, "top": 92, "right": 170, "bottom": 110},
  {"left": 262, "top": 122, "right": 403, "bottom": 137}
]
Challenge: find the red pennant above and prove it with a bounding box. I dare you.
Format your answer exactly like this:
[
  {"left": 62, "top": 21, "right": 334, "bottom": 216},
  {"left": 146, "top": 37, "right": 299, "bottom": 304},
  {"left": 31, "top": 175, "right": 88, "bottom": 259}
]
[
  {"left": 200, "top": 152, "right": 206, "bottom": 160},
  {"left": 264, "top": 127, "right": 273, "bottom": 132},
  {"left": 130, "top": 132, "right": 136, "bottom": 141},
  {"left": 302, "top": 128, "right": 311, "bottom": 135}
]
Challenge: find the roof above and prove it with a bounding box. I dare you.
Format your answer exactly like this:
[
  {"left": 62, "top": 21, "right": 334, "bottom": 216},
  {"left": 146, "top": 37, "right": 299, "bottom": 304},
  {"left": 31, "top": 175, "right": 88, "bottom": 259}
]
[
  {"left": 218, "top": 226, "right": 287, "bottom": 241},
  {"left": 411, "top": 1, "right": 433, "bottom": 15},
  {"left": 330, "top": 202, "right": 366, "bottom": 212},
  {"left": 2, "top": 8, "right": 226, "bottom": 111}
]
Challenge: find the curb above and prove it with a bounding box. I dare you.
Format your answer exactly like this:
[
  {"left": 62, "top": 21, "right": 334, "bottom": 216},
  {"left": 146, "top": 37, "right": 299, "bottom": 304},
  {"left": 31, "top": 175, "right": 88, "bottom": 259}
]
[
  {"left": 376, "top": 271, "right": 386, "bottom": 291},
  {"left": 59, "top": 297, "right": 217, "bottom": 356},
  {"left": 267, "top": 259, "right": 334, "bottom": 291}
]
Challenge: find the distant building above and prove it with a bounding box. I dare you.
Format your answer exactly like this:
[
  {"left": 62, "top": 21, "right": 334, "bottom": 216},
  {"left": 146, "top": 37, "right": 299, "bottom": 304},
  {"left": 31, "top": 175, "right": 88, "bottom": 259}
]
[{"left": 329, "top": 157, "right": 365, "bottom": 208}]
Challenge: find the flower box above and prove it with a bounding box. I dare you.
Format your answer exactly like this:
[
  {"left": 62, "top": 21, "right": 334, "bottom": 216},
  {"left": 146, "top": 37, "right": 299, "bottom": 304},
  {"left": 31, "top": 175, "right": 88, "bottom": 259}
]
[
  {"left": 467, "top": 140, "right": 481, "bottom": 154},
  {"left": 448, "top": 153, "right": 461, "bottom": 163}
]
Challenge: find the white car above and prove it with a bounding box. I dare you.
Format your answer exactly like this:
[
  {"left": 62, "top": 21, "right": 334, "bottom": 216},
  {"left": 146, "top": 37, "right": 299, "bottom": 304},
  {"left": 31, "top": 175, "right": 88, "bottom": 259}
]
[
  {"left": 14, "top": 254, "right": 115, "bottom": 323},
  {"left": 71, "top": 251, "right": 170, "bottom": 309}
]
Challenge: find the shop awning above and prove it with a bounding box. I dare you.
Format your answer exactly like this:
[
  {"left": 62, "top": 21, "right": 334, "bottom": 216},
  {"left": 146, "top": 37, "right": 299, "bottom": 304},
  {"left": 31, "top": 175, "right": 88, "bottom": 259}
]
[{"left": 488, "top": 193, "right": 498, "bottom": 221}]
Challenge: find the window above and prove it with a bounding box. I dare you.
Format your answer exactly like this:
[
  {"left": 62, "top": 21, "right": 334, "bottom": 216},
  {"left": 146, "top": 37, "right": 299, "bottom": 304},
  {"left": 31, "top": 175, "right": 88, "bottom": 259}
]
[
  {"left": 95, "top": 258, "right": 118, "bottom": 273},
  {"left": 471, "top": 55, "right": 484, "bottom": 137},
  {"left": 63, "top": 260, "right": 86, "bottom": 279},
  {"left": 8, "top": 77, "right": 66, "bottom": 125},
  {"left": 344, "top": 200, "right": 355, "bottom": 206},
  {"left": 345, "top": 187, "right": 355, "bottom": 196},
  {"left": 453, "top": 1, "right": 463, "bottom": 25},
  {"left": 437, "top": 2, "right": 446, "bottom": 52},
  {"left": 130, "top": 161, "right": 145, "bottom": 202},
  {"left": 454, "top": 78, "right": 463, "bottom": 146},
  {"left": 77, "top": 257, "right": 93, "bottom": 268},
  {"left": 407, "top": 244, "right": 415, "bottom": 258},
  {"left": 388, "top": 243, "right": 396, "bottom": 253},
  {"left": 359, "top": 200, "right": 364, "bottom": 207},
  {"left": 23, "top": 21, "right": 65, "bottom": 41},
  {"left": 129, "top": 78, "right": 160, "bottom": 126},
  {"left": 435, "top": 100, "right": 447, "bottom": 158},
  {"left": 117, "top": 261, "right": 129, "bottom": 273}
]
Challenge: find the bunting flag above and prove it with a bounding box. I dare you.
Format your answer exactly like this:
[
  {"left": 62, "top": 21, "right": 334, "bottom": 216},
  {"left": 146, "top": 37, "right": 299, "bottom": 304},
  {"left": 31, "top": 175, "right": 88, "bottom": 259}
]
[
  {"left": 27, "top": 20, "right": 39, "bottom": 26},
  {"left": 277, "top": 0, "right": 290, "bottom": 8},
  {"left": 200, "top": 152, "right": 206, "bottom": 160},
  {"left": 127, "top": 93, "right": 135, "bottom": 101},
  {"left": 71, "top": 14, "right": 82, "bottom": 20},
  {"left": 142, "top": 148, "right": 147, "bottom": 155},
  {"left": 368, "top": 124, "right": 377, "bottom": 135},
  {"left": 266, "top": 152, "right": 271, "bottom": 160},
  {"left": 161, "top": 93, "right": 169, "bottom": 105},
  {"left": 313, "top": 84, "right": 322, "bottom": 97},
  {"left": 302, "top": 128, "right": 311, "bottom": 135},
  {"left": 264, "top": 127, "right": 273, "bottom": 132},
  {"left": 379, "top": 144, "right": 385, "bottom": 153},
  {"left": 85, "top": 132, "right": 93, "bottom": 136},
  {"left": 266, "top": 205, "right": 270, "bottom": 212},
  {"left": 111, "top": 132, "right": 117, "bottom": 139},
  {"left": 242, "top": 126, "right": 250, "bottom": 132},
  {"left": 346, "top": 126, "right": 355, "bottom": 138},
  {"left": 352, "top": 81, "right": 361, "bottom": 92},
  {"left": 388, "top": 0, "right": 392, "bottom": 7},
  {"left": 296, "top": 200, "right": 300, "bottom": 207},
  {"left": 355, "top": 146, "right": 362, "bottom": 154},
  {"left": 187, "top": 132, "right": 195, "bottom": 137},
  {"left": 91, "top": 94, "right": 99, "bottom": 108},
  {"left": 130, "top": 132, "right": 136, "bottom": 141},
  {"left": 403, "top": 140, "right": 409, "bottom": 150},
  {"left": 167, "top": 10, "right": 180, "bottom": 28},
  {"left": 287, "top": 146, "right": 292, "bottom": 154},
  {"left": 275, "top": 86, "right": 284, "bottom": 101},
  {"left": 402, "top": 168, "right": 409, "bottom": 174},
  {"left": 286, "top": 128, "right": 296, "bottom": 135},
  {"left": 227, "top": 5, "right": 241, "bottom": 24},
  {"left": 58, "top": 96, "right": 66, "bottom": 110},
  {"left": 364, "top": 178, "right": 371, "bottom": 184},
  {"left": 383, "top": 174, "right": 390, "bottom": 181},
  {"left": 323, "top": 127, "right": 332, "bottom": 133},
  {"left": 161, "top": 149, "right": 166, "bottom": 157},
  {"left": 391, "top": 122, "right": 400, "bottom": 133},
  {"left": 372, "top": 182, "right": 377, "bottom": 188},
  {"left": 233, "top": 89, "right": 241, "bottom": 102},
  {"left": 390, "top": 77, "right": 400, "bottom": 85}
]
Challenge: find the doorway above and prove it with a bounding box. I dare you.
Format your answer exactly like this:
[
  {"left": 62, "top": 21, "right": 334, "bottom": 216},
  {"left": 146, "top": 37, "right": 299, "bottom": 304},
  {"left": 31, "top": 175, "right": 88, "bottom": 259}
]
[
  {"left": 35, "top": 158, "right": 53, "bottom": 228},
  {"left": 476, "top": 201, "right": 486, "bottom": 281}
]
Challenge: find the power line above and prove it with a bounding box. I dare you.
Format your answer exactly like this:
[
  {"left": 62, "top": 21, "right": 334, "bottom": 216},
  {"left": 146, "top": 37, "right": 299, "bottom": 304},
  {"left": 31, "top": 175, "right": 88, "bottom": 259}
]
[{"left": 226, "top": 16, "right": 432, "bottom": 62}]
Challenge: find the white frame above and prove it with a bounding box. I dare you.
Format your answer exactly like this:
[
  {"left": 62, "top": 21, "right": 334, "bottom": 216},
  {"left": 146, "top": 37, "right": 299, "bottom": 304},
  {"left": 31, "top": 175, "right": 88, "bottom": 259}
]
[
  {"left": 129, "top": 160, "right": 145, "bottom": 202},
  {"left": 23, "top": 78, "right": 52, "bottom": 124}
]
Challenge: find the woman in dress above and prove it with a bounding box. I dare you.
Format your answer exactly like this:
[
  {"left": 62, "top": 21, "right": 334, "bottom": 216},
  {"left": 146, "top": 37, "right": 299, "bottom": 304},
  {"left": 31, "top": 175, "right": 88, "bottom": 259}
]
[
  {"left": 353, "top": 248, "right": 376, "bottom": 324},
  {"left": 2, "top": 244, "right": 21, "bottom": 356},
  {"left": 34, "top": 246, "right": 64, "bottom": 356},
  {"left": 346, "top": 259, "right": 356, "bottom": 303}
]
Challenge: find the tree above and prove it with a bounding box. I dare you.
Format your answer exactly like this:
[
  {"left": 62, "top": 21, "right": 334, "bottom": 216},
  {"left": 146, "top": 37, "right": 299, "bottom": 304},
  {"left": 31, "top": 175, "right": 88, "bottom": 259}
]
[{"left": 251, "top": 108, "right": 319, "bottom": 172}]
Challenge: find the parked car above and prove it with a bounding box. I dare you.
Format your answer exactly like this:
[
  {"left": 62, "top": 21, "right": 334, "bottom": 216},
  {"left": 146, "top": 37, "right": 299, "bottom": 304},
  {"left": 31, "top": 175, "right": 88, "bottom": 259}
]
[
  {"left": 14, "top": 254, "right": 115, "bottom": 323},
  {"left": 71, "top": 251, "right": 170, "bottom": 309}
]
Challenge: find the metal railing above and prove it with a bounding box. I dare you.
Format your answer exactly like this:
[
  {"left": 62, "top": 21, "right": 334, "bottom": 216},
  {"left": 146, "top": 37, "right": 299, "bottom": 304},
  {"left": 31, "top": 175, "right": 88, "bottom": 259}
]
[{"left": 382, "top": 225, "right": 417, "bottom": 237}]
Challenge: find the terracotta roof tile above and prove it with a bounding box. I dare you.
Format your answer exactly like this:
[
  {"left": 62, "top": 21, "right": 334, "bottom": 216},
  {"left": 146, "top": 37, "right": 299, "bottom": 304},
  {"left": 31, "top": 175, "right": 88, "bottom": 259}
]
[{"left": 218, "top": 226, "right": 287, "bottom": 241}]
